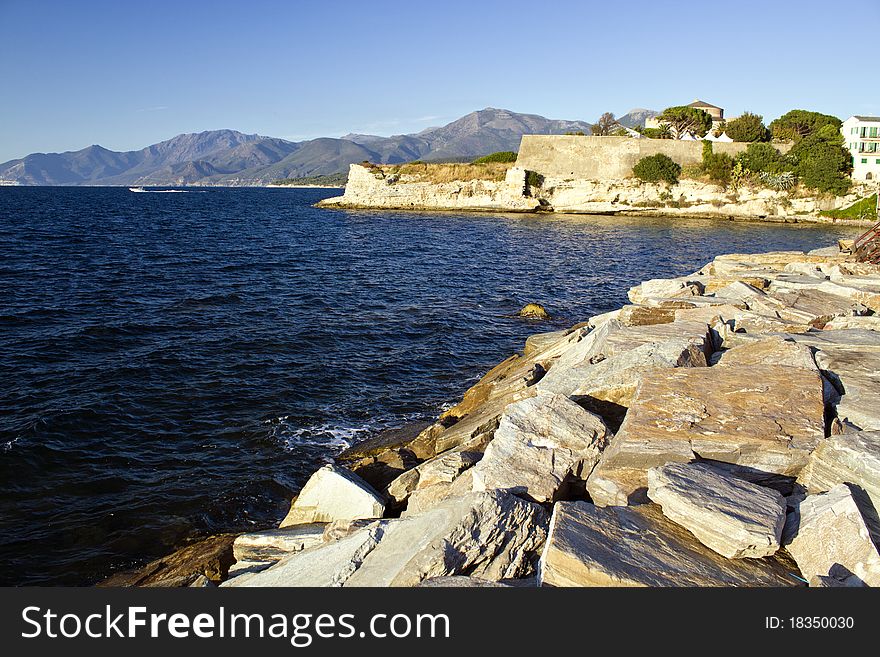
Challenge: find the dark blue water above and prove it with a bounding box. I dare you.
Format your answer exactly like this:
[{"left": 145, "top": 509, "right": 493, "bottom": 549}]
[{"left": 0, "top": 187, "right": 854, "bottom": 585}]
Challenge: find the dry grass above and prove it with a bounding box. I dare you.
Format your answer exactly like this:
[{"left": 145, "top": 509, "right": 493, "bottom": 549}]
[{"left": 377, "top": 161, "right": 513, "bottom": 183}]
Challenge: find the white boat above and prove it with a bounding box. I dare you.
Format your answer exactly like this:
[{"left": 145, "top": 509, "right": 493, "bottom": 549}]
[{"left": 129, "top": 187, "right": 147, "bottom": 193}]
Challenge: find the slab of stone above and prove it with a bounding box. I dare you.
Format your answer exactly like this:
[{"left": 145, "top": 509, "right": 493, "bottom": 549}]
[
  {"left": 229, "top": 490, "right": 547, "bottom": 587},
  {"left": 785, "top": 484, "right": 880, "bottom": 587},
  {"left": 647, "top": 462, "right": 786, "bottom": 558},
  {"left": 538, "top": 501, "right": 797, "bottom": 587},
  {"left": 280, "top": 465, "right": 385, "bottom": 527},
  {"left": 824, "top": 315, "right": 880, "bottom": 331},
  {"left": 797, "top": 431, "right": 880, "bottom": 533},
  {"left": 233, "top": 525, "right": 326, "bottom": 562},
  {"left": 715, "top": 336, "right": 817, "bottom": 371},
  {"left": 386, "top": 446, "right": 482, "bottom": 505},
  {"left": 470, "top": 391, "right": 610, "bottom": 502},
  {"left": 537, "top": 320, "right": 711, "bottom": 409},
  {"left": 403, "top": 469, "right": 475, "bottom": 516},
  {"left": 627, "top": 277, "right": 703, "bottom": 305},
  {"left": 813, "top": 346, "right": 880, "bottom": 431},
  {"left": 223, "top": 522, "right": 386, "bottom": 587},
  {"left": 587, "top": 364, "right": 826, "bottom": 506},
  {"left": 98, "top": 534, "right": 238, "bottom": 588},
  {"left": 524, "top": 329, "right": 570, "bottom": 357},
  {"left": 617, "top": 305, "right": 676, "bottom": 326}
]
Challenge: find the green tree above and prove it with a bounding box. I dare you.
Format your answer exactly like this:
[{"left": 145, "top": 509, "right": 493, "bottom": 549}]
[
  {"left": 725, "top": 112, "right": 770, "bottom": 142},
  {"left": 769, "top": 110, "right": 842, "bottom": 142},
  {"left": 640, "top": 126, "right": 673, "bottom": 139},
  {"left": 789, "top": 128, "right": 852, "bottom": 194},
  {"left": 736, "top": 142, "right": 790, "bottom": 174},
  {"left": 592, "top": 112, "right": 619, "bottom": 136},
  {"left": 657, "top": 106, "right": 713, "bottom": 138},
  {"left": 632, "top": 153, "right": 681, "bottom": 184},
  {"left": 701, "top": 142, "right": 735, "bottom": 184}
]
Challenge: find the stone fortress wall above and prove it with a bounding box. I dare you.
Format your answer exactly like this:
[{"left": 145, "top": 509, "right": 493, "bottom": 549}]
[{"left": 516, "top": 135, "right": 792, "bottom": 180}]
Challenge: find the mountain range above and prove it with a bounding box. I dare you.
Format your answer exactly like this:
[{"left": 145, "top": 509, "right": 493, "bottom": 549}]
[{"left": 0, "top": 107, "right": 657, "bottom": 186}]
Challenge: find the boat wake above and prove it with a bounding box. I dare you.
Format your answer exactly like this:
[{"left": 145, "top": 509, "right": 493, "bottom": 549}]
[{"left": 129, "top": 187, "right": 187, "bottom": 193}]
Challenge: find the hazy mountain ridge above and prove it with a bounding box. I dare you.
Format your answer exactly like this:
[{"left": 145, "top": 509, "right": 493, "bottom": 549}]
[{"left": 0, "top": 108, "right": 632, "bottom": 186}]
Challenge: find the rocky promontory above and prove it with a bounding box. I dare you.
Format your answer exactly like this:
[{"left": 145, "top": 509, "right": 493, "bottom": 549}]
[
  {"left": 106, "top": 243, "right": 880, "bottom": 587},
  {"left": 318, "top": 163, "right": 874, "bottom": 224}
]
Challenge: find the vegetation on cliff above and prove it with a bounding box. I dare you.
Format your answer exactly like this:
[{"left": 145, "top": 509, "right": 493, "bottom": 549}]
[
  {"left": 472, "top": 151, "right": 518, "bottom": 164},
  {"left": 632, "top": 153, "right": 681, "bottom": 184},
  {"left": 375, "top": 161, "right": 513, "bottom": 183},
  {"left": 819, "top": 194, "right": 878, "bottom": 222}
]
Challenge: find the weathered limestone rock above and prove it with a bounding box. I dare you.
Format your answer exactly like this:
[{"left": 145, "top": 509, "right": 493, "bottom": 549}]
[
  {"left": 627, "top": 277, "right": 703, "bottom": 305},
  {"left": 815, "top": 347, "right": 880, "bottom": 431},
  {"left": 824, "top": 315, "right": 880, "bottom": 331},
  {"left": 223, "top": 522, "right": 386, "bottom": 587},
  {"left": 518, "top": 303, "right": 551, "bottom": 319},
  {"left": 280, "top": 465, "right": 385, "bottom": 527},
  {"left": 386, "top": 447, "right": 482, "bottom": 505},
  {"left": 228, "top": 490, "right": 547, "bottom": 587},
  {"left": 524, "top": 329, "right": 569, "bottom": 357},
  {"left": 537, "top": 320, "right": 711, "bottom": 406},
  {"left": 322, "top": 518, "right": 377, "bottom": 542},
  {"left": 797, "top": 431, "right": 880, "bottom": 530},
  {"left": 786, "top": 484, "right": 880, "bottom": 587},
  {"left": 618, "top": 305, "right": 676, "bottom": 326},
  {"left": 715, "top": 335, "right": 818, "bottom": 371},
  {"left": 539, "top": 501, "right": 797, "bottom": 587},
  {"left": 98, "top": 534, "right": 237, "bottom": 587},
  {"left": 232, "top": 525, "right": 326, "bottom": 562},
  {"left": 587, "top": 364, "right": 825, "bottom": 506},
  {"left": 647, "top": 462, "right": 786, "bottom": 558},
  {"left": 470, "top": 391, "right": 610, "bottom": 502},
  {"left": 403, "top": 469, "right": 475, "bottom": 516}
]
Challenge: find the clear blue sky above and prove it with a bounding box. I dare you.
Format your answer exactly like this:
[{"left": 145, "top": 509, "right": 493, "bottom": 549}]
[{"left": 1, "top": 0, "right": 877, "bottom": 162}]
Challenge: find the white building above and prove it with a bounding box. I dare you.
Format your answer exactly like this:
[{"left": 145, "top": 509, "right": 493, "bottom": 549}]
[{"left": 842, "top": 116, "right": 880, "bottom": 181}]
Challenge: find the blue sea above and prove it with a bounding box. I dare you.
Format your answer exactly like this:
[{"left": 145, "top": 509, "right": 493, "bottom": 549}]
[{"left": 0, "top": 187, "right": 854, "bottom": 585}]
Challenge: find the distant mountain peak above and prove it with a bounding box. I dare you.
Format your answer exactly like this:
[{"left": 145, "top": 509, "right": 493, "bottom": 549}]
[{"left": 1, "top": 108, "right": 594, "bottom": 186}]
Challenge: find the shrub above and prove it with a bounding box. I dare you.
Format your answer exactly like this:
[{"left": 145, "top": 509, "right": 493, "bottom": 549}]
[
  {"left": 737, "top": 143, "right": 789, "bottom": 174},
  {"left": 819, "top": 194, "right": 878, "bottom": 221},
  {"left": 702, "top": 142, "right": 735, "bottom": 184},
  {"left": 632, "top": 154, "right": 681, "bottom": 184},
  {"left": 725, "top": 112, "right": 771, "bottom": 142},
  {"left": 526, "top": 170, "right": 544, "bottom": 188},
  {"left": 472, "top": 151, "right": 518, "bottom": 164},
  {"left": 640, "top": 127, "right": 672, "bottom": 139}
]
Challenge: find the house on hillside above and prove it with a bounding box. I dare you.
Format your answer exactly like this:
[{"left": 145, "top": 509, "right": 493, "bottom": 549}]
[{"left": 842, "top": 116, "right": 880, "bottom": 181}]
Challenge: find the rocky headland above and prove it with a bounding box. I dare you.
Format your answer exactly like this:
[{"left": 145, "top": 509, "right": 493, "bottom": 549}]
[
  {"left": 318, "top": 160, "right": 875, "bottom": 225},
  {"left": 107, "top": 241, "right": 880, "bottom": 588}
]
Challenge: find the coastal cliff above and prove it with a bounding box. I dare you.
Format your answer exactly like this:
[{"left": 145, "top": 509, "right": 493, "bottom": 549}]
[
  {"left": 110, "top": 242, "right": 880, "bottom": 588},
  {"left": 319, "top": 163, "right": 869, "bottom": 223}
]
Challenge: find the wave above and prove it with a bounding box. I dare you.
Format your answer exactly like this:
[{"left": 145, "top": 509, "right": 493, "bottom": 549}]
[{"left": 264, "top": 411, "right": 430, "bottom": 456}]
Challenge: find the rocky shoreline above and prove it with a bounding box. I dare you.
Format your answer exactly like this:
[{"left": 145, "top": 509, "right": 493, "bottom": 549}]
[
  {"left": 104, "top": 241, "right": 880, "bottom": 588},
  {"left": 317, "top": 164, "right": 876, "bottom": 225}
]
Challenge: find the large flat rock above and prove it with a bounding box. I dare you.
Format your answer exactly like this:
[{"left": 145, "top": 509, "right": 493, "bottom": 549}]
[
  {"left": 797, "top": 430, "right": 880, "bottom": 536},
  {"left": 228, "top": 490, "right": 547, "bottom": 587},
  {"left": 280, "top": 465, "right": 385, "bottom": 527},
  {"left": 537, "top": 320, "right": 711, "bottom": 426},
  {"left": 785, "top": 484, "right": 880, "bottom": 587},
  {"left": 647, "top": 462, "right": 786, "bottom": 558},
  {"left": 587, "top": 364, "right": 826, "bottom": 506},
  {"left": 538, "top": 501, "right": 797, "bottom": 587},
  {"left": 470, "top": 391, "right": 610, "bottom": 502},
  {"left": 232, "top": 525, "right": 326, "bottom": 563}
]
